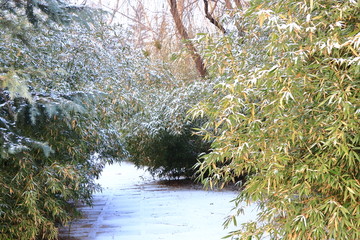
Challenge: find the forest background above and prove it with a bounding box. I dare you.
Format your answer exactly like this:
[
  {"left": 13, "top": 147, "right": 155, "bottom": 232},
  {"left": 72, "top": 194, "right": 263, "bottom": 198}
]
[{"left": 0, "top": 0, "right": 359, "bottom": 240}]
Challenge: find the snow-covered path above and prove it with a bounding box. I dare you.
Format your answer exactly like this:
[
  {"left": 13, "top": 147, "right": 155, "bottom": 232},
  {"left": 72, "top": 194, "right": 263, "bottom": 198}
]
[{"left": 59, "top": 161, "right": 258, "bottom": 240}]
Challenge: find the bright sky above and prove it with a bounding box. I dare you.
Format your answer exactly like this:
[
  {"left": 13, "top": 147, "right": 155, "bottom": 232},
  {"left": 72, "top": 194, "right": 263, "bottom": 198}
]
[{"left": 72, "top": 0, "right": 211, "bottom": 31}]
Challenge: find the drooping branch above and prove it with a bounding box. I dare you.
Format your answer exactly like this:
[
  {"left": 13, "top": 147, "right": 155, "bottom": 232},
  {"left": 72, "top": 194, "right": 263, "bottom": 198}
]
[
  {"left": 168, "top": 0, "right": 207, "bottom": 78},
  {"left": 203, "top": 0, "right": 226, "bottom": 34}
]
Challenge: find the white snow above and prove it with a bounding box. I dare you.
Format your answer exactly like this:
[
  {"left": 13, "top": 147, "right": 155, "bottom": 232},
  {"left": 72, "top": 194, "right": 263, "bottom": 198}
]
[{"left": 60, "top": 161, "right": 259, "bottom": 240}]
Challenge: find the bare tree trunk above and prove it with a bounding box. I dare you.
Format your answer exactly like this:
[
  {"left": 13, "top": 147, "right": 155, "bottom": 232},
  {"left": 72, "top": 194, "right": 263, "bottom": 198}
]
[
  {"left": 168, "top": 0, "right": 207, "bottom": 78},
  {"left": 234, "top": 0, "right": 249, "bottom": 9},
  {"left": 224, "top": 0, "right": 233, "bottom": 9},
  {"left": 203, "top": 0, "right": 226, "bottom": 34}
]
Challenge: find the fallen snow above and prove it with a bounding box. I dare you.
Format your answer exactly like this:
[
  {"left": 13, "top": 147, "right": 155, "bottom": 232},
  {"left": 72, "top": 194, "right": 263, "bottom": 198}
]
[{"left": 60, "top": 161, "right": 259, "bottom": 240}]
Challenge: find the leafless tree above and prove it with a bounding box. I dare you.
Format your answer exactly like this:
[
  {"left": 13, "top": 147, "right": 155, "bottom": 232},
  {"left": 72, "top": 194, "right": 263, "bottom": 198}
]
[
  {"left": 168, "top": 0, "right": 207, "bottom": 78},
  {"left": 203, "top": 0, "right": 226, "bottom": 34}
]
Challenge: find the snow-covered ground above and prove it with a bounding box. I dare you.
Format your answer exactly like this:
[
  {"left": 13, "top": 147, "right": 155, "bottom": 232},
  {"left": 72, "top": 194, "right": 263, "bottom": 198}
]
[{"left": 59, "top": 161, "right": 258, "bottom": 240}]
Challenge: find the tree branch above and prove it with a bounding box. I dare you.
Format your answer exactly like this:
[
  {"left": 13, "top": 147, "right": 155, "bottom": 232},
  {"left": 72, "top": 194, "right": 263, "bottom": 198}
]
[
  {"left": 168, "top": 0, "right": 207, "bottom": 78},
  {"left": 203, "top": 0, "right": 226, "bottom": 34}
]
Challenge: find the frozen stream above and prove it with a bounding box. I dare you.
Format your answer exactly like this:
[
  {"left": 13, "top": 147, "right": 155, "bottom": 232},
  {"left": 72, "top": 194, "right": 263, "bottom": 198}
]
[{"left": 59, "top": 161, "right": 258, "bottom": 240}]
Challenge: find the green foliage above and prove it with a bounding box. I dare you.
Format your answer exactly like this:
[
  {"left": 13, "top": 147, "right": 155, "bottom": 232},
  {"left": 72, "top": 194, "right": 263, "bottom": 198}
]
[
  {"left": 126, "top": 121, "right": 210, "bottom": 179},
  {"left": 122, "top": 78, "right": 212, "bottom": 178},
  {"left": 0, "top": 2, "right": 133, "bottom": 239},
  {"left": 191, "top": 0, "right": 360, "bottom": 239},
  {"left": 0, "top": 90, "right": 114, "bottom": 239}
]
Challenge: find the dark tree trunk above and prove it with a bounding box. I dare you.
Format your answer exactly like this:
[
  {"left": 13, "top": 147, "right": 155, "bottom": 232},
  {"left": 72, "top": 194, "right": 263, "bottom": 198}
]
[
  {"left": 234, "top": 0, "right": 248, "bottom": 9},
  {"left": 203, "top": 0, "right": 226, "bottom": 34},
  {"left": 169, "top": 0, "right": 207, "bottom": 78}
]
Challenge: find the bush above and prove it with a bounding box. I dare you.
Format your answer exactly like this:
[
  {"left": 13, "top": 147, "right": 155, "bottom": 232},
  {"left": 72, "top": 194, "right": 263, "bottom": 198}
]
[
  {"left": 191, "top": 0, "right": 360, "bottom": 239},
  {"left": 126, "top": 121, "right": 210, "bottom": 179},
  {"left": 121, "top": 77, "right": 212, "bottom": 178},
  {"left": 0, "top": 2, "right": 134, "bottom": 239}
]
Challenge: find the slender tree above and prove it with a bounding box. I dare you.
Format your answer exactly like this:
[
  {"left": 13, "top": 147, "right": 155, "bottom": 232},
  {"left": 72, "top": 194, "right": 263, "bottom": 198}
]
[
  {"left": 203, "top": 0, "right": 226, "bottom": 34},
  {"left": 168, "top": 0, "right": 207, "bottom": 78}
]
